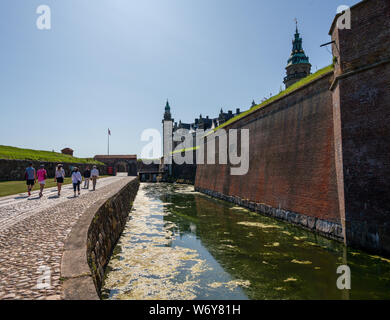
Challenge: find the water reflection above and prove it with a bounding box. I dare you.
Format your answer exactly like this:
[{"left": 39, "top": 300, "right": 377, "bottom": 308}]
[{"left": 102, "top": 183, "right": 390, "bottom": 300}]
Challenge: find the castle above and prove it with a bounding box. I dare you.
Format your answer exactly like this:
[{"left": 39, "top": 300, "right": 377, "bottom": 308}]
[
  {"left": 161, "top": 0, "right": 390, "bottom": 256},
  {"left": 163, "top": 100, "right": 242, "bottom": 134}
]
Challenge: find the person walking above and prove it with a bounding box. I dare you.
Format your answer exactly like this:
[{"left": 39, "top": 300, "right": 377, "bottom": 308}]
[
  {"left": 91, "top": 165, "right": 100, "bottom": 191},
  {"left": 83, "top": 166, "right": 91, "bottom": 189},
  {"left": 37, "top": 164, "right": 47, "bottom": 198},
  {"left": 54, "top": 164, "right": 65, "bottom": 196},
  {"left": 25, "top": 162, "right": 36, "bottom": 196},
  {"left": 71, "top": 167, "right": 82, "bottom": 197}
]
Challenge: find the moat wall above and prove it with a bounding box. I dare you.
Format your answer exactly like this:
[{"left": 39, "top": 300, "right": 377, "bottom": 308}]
[
  {"left": 61, "top": 178, "right": 139, "bottom": 299},
  {"left": 196, "top": 0, "right": 390, "bottom": 254},
  {"left": 195, "top": 72, "right": 343, "bottom": 240},
  {"left": 171, "top": 162, "right": 197, "bottom": 184},
  {"left": 87, "top": 178, "right": 139, "bottom": 296}
]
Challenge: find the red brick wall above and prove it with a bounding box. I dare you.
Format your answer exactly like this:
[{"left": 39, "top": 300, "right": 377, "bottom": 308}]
[
  {"left": 331, "top": 0, "right": 390, "bottom": 253},
  {"left": 331, "top": 0, "right": 390, "bottom": 75},
  {"left": 196, "top": 73, "right": 341, "bottom": 224},
  {"left": 336, "top": 64, "right": 390, "bottom": 252}
]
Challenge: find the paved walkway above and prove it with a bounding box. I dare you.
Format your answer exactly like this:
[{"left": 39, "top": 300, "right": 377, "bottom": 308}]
[{"left": 0, "top": 175, "right": 131, "bottom": 300}]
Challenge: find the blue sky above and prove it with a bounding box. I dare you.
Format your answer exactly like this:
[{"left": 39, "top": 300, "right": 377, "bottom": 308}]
[{"left": 0, "top": 0, "right": 360, "bottom": 158}]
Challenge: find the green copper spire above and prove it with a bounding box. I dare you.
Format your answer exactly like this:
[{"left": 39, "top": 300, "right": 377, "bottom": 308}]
[
  {"left": 287, "top": 21, "right": 310, "bottom": 67},
  {"left": 283, "top": 20, "right": 312, "bottom": 88},
  {"left": 163, "top": 99, "right": 172, "bottom": 121}
]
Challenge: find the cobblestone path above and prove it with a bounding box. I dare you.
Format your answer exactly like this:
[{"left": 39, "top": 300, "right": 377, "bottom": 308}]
[{"left": 0, "top": 175, "right": 131, "bottom": 300}]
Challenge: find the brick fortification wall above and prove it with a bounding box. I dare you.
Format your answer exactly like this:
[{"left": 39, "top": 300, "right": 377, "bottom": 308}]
[
  {"left": 0, "top": 159, "right": 107, "bottom": 181},
  {"left": 196, "top": 72, "right": 343, "bottom": 239},
  {"left": 331, "top": 0, "right": 390, "bottom": 253},
  {"left": 196, "top": 0, "right": 390, "bottom": 254},
  {"left": 171, "top": 163, "right": 197, "bottom": 184}
]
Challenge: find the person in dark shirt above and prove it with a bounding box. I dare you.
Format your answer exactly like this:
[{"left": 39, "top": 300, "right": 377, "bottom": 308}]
[{"left": 83, "top": 167, "right": 91, "bottom": 189}]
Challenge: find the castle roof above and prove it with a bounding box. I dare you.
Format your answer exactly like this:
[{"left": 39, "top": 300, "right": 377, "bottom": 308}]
[
  {"left": 287, "top": 22, "right": 310, "bottom": 67},
  {"left": 163, "top": 99, "right": 172, "bottom": 121},
  {"left": 165, "top": 100, "right": 170, "bottom": 111},
  {"left": 165, "top": 100, "right": 241, "bottom": 132}
]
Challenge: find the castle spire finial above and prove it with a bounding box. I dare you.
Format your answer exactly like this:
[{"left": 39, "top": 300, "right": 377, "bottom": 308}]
[{"left": 294, "top": 18, "right": 298, "bottom": 33}]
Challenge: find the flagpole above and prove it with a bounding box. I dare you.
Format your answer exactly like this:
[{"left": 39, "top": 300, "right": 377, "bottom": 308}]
[{"left": 107, "top": 129, "right": 110, "bottom": 156}]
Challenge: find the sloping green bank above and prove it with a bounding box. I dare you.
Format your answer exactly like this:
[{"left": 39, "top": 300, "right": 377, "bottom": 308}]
[{"left": 0, "top": 145, "right": 102, "bottom": 165}]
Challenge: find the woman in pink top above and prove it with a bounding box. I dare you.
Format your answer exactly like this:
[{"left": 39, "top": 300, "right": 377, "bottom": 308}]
[{"left": 37, "top": 164, "right": 47, "bottom": 198}]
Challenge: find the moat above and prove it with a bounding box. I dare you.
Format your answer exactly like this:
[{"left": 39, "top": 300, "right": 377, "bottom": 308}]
[{"left": 102, "top": 183, "right": 390, "bottom": 300}]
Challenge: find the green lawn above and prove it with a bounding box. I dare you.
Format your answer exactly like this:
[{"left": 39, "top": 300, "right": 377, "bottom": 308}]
[
  {"left": 0, "top": 145, "right": 103, "bottom": 165},
  {"left": 0, "top": 176, "right": 110, "bottom": 198}
]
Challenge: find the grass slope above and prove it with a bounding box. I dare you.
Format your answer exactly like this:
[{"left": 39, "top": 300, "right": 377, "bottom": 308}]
[{"left": 0, "top": 145, "right": 103, "bottom": 164}]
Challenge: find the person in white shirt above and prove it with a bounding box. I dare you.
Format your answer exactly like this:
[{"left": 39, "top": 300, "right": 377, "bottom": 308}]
[
  {"left": 54, "top": 164, "right": 66, "bottom": 196},
  {"left": 91, "top": 166, "right": 99, "bottom": 191},
  {"left": 71, "top": 167, "right": 83, "bottom": 197}
]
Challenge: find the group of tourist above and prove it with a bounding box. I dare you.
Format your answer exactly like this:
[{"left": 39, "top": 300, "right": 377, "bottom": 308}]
[{"left": 24, "top": 163, "right": 100, "bottom": 198}]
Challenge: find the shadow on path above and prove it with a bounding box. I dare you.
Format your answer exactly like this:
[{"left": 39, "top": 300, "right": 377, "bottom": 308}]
[{"left": 14, "top": 196, "right": 29, "bottom": 200}]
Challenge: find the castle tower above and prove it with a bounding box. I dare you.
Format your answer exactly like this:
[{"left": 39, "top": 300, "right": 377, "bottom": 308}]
[
  {"left": 162, "top": 100, "right": 174, "bottom": 164},
  {"left": 283, "top": 21, "right": 311, "bottom": 88}
]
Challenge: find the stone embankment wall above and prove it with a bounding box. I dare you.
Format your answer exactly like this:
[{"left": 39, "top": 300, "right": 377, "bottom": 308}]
[
  {"left": 196, "top": 187, "right": 343, "bottom": 240},
  {"left": 0, "top": 159, "right": 107, "bottom": 181},
  {"left": 87, "top": 178, "right": 139, "bottom": 296},
  {"left": 61, "top": 178, "right": 139, "bottom": 299}
]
